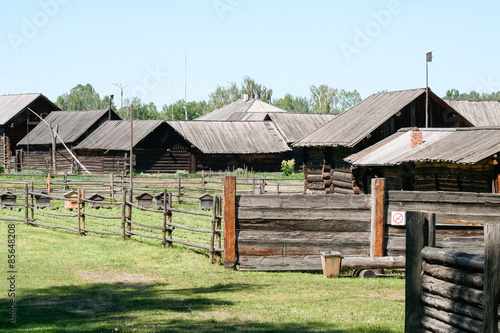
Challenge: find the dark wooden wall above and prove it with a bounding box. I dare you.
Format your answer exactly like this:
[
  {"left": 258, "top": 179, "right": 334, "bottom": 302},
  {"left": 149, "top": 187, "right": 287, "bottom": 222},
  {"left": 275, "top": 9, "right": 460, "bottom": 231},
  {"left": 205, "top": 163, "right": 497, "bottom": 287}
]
[
  {"left": 235, "top": 194, "right": 372, "bottom": 271},
  {"left": 195, "top": 152, "right": 289, "bottom": 172},
  {"left": 76, "top": 150, "right": 128, "bottom": 174},
  {"left": 135, "top": 148, "right": 192, "bottom": 173}
]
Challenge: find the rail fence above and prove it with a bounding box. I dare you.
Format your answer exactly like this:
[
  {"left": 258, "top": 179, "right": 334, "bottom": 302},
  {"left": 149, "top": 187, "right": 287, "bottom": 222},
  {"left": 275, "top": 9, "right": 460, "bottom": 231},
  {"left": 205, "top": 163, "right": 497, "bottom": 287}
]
[{"left": 1, "top": 183, "right": 223, "bottom": 264}]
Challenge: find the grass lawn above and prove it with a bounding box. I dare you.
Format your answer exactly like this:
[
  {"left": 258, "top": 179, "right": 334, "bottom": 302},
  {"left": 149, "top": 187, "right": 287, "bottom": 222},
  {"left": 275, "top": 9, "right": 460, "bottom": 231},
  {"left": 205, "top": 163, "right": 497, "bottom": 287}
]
[{"left": 0, "top": 219, "right": 405, "bottom": 333}]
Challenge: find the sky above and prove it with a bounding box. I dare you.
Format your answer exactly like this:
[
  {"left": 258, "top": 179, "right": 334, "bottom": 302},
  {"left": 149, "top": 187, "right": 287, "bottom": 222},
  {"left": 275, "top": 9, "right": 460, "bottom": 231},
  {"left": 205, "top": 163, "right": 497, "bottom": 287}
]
[{"left": 1, "top": 0, "right": 500, "bottom": 109}]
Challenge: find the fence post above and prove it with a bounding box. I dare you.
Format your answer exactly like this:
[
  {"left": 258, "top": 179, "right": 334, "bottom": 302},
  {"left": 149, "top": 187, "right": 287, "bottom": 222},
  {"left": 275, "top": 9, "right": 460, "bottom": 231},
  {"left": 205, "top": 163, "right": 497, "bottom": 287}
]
[
  {"left": 216, "top": 196, "right": 222, "bottom": 265},
  {"left": 30, "top": 181, "right": 34, "bottom": 221},
  {"left": 24, "top": 183, "right": 29, "bottom": 224},
  {"left": 63, "top": 171, "right": 68, "bottom": 190},
  {"left": 405, "top": 211, "right": 435, "bottom": 333},
  {"left": 121, "top": 189, "right": 127, "bottom": 241},
  {"left": 110, "top": 173, "right": 115, "bottom": 201},
  {"left": 202, "top": 170, "right": 205, "bottom": 191},
  {"left": 223, "top": 176, "right": 237, "bottom": 269},
  {"left": 162, "top": 190, "right": 167, "bottom": 249},
  {"left": 483, "top": 223, "right": 500, "bottom": 333},
  {"left": 81, "top": 189, "right": 85, "bottom": 233},
  {"left": 47, "top": 173, "right": 51, "bottom": 195},
  {"left": 167, "top": 192, "right": 173, "bottom": 246},
  {"left": 177, "top": 178, "right": 181, "bottom": 204},
  {"left": 77, "top": 189, "right": 82, "bottom": 234},
  {"left": 127, "top": 189, "right": 132, "bottom": 238},
  {"left": 370, "top": 178, "right": 386, "bottom": 257}
]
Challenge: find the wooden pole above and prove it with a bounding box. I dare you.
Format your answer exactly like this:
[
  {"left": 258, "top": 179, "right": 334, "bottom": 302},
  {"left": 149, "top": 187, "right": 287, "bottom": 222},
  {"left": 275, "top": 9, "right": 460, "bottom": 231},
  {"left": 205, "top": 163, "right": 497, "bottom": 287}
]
[
  {"left": 177, "top": 178, "right": 181, "bottom": 204},
  {"left": 24, "top": 183, "right": 29, "bottom": 224},
  {"left": 276, "top": 183, "right": 280, "bottom": 195},
  {"left": 216, "top": 196, "right": 222, "bottom": 265},
  {"left": 110, "top": 173, "right": 115, "bottom": 201},
  {"left": 127, "top": 192, "right": 132, "bottom": 238},
  {"left": 129, "top": 105, "right": 134, "bottom": 204},
  {"left": 77, "top": 189, "right": 82, "bottom": 234},
  {"left": 483, "top": 223, "right": 500, "bottom": 333},
  {"left": 405, "top": 211, "right": 435, "bottom": 333},
  {"left": 223, "top": 176, "right": 237, "bottom": 269},
  {"left": 121, "top": 189, "right": 127, "bottom": 241},
  {"left": 167, "top": 192, "right": 173, "bottom": 246},
  {"left": 209, "top": 193, "right": 217, "bottom": 264},
  {"left": 81, "top": 189, "right": 85, "bottom": 233},
  {"left": 162, "top": 190, "right": 167, "bottom": 249},
  {"left": 370, "top": 178, "right": 386, "bottom": 257},
  {"left": 47, "top": 173, "right": 51, "bottom": 195},
  {"left": 51, "top": 125, "right": 58, "bottom": 173},
  {"left": 30, "top": 181, "right": 34, "bottom": 221},
  {"left": 63, "top": 171, "right": 68, "bottom": 190},
  {"left": 202, "top": 170, "right": 205, "bottom": 191}
]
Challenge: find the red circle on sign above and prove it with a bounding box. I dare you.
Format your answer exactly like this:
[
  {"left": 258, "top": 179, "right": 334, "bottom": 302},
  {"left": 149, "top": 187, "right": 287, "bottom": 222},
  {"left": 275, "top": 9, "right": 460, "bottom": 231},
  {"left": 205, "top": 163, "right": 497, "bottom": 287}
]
[{"left": 393, "top": 213, "right": 404, "bottom": 224}]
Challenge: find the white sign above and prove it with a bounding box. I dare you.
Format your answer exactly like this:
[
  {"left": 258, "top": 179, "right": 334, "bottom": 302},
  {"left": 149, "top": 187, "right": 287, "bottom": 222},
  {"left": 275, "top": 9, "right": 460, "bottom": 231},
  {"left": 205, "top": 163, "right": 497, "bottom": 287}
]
[{"left": 391, "top": 211, "right": 406, "bottom": 226}]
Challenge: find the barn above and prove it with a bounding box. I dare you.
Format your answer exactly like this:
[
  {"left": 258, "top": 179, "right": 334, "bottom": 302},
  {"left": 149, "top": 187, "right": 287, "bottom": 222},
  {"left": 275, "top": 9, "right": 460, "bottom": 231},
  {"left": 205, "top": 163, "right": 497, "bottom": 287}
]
[
  {"left": 443, "top": 98, "right": 500, "bottom": 126},
  {"left": 345, "top": 127, "right": 500, "bottom": 193},
  {"left": 167, "top": 120, "right": 292, "bottom": 171},
  {"left": 17, "top": 109, "right": 120, "bottom": 172},
  {"left": 0, "top": 93, "right": 60, "bottom": 169},
  {"left": 294, "top": 88, "right": 472, "bottom": 194}
]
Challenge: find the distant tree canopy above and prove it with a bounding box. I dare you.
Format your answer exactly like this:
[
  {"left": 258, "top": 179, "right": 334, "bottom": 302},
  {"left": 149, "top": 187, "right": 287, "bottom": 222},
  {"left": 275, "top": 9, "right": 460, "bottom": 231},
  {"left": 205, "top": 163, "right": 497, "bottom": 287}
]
[
  {"left": 56, "top": 84, "right": 114, "bottom": 110},
  {"left": 273, "top": 93, "right": 310, "bottom": 113},
  {"left": 208, "top": 76, "right": 273, "bottom": 110},
  {"left": 161, "top": 100, "right": 210, "bottom": 121},
  {"left": 117, "top": 97, "right": 162, "bottom": 120},
  {"left": 444, "top": 89, "right": 500, "bottom": 100}
]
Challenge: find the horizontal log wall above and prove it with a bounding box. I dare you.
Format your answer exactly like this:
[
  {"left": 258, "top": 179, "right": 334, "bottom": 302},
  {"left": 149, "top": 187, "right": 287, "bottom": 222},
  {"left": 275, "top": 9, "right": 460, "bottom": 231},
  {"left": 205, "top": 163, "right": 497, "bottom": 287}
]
[
  {"left": 135, "top": 148, "right": 190, "bottom": 173},
  {"left": 235, "top": 194, "right": 372, "bottom": 271}
]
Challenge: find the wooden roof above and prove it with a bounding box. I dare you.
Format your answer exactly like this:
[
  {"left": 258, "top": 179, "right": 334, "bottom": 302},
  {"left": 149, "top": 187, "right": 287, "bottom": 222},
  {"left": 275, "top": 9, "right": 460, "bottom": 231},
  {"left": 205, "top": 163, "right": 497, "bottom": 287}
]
[
  {"left": 75, "top": 120, "right": 164, "bottom": 151},
  {"left": 18, "top": 109, "right": 117, "bottom": 145},
  {"left": 195, "top": 98, "right": 286, "bottom": 121},
  {"left": 346, "top": 127, "right": 500, "bottom": 166},
  {"left": 294, "top": 88, "right": 465, "bottom": 148},
  {"left": 0, "top": 93, "right": 60, "bottom": 125},
  {"left": 444, "top": 99, "right": 500, "bottom": 126},
  {"left": 167, "top": 121, "right": 291, "bottom": 154},
  {"left": 266, "top": 113, "right": 337, "bottom": 143}
]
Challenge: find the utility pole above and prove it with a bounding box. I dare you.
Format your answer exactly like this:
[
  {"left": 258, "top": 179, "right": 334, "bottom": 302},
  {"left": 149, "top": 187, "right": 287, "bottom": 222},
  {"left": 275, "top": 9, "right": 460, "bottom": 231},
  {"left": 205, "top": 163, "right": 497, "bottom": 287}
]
[
  {"left": 129, "top": 104, "right": 134, "bottom": 202},
  {"left": 114, "top": 83, "right": 127, "bottom": 114},
  {"left": 425, "top": 51, "right": 432, "bottom": 128}
]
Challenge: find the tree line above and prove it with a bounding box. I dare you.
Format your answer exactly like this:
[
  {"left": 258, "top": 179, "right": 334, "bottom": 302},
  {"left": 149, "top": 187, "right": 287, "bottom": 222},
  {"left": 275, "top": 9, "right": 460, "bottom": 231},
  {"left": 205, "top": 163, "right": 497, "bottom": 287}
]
[{"left": 55, "top": 77, "right": 362, "bottom": 120}]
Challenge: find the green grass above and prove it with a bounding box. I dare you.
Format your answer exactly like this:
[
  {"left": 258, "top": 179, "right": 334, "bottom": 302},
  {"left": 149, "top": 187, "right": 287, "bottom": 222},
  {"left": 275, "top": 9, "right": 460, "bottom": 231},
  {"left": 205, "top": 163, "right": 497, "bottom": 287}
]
[{"left": 0, "top": 217, "right": 405, "bottom": 332}]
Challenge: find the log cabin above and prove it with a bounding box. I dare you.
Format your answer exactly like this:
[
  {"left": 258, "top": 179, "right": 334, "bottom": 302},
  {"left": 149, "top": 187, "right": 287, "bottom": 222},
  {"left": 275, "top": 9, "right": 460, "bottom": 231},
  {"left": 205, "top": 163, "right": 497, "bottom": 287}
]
[
  {"left": 443, "top": 99, "right": 500, "bottom": 126},
  {"left": 0, "top": 93, "right": 60, "bottom": 170},
  {"left": 345, "top": 127, "right": 500, "bottom": 193},
  {"left": 293, "top": 88, "right": 473, "bottom": 194},
  {"left": 17, "top": 109, "right": 120, "bottom": 172}
]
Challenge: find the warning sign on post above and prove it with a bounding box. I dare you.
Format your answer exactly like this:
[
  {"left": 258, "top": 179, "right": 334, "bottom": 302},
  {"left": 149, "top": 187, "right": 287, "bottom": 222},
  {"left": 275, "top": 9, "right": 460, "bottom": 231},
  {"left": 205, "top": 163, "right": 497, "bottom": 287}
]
[{"left": 391, "top": 211, "right": 406, "bottom": 226}]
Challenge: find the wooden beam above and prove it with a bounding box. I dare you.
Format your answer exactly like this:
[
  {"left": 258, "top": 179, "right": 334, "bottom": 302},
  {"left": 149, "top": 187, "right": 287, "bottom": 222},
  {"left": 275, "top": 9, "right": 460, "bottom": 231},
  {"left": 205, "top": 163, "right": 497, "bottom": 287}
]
[
  {"left": 370, "top": 178, "right": 386, "bottom": 257},
  {"left": 483, "top": 223, "right": 500, "bottom": 333},
  {"left": 223, "top": 176, "right": 237, "bottom": 269}
]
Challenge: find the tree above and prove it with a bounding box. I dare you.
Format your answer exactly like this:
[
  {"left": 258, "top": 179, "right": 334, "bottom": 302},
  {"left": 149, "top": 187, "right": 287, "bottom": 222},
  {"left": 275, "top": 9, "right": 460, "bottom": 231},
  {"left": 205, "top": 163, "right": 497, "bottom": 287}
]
[
  {"left": 338, "top": 89, "right": 362, "bottom": 112},
  {"left": 444, "top": 89, "right": 500, "bottom": 100},
  {"left": 309, "top": 85, "right": 338, "bottom": 114},
  {"left": 118, "top": 97, "right": 162, "bottom": 120},
  {"left": 56, "top": 83, "right": 114, "bottom": 110},
  {"left": 161, "top": 100, "right": 210, "bottom": 120},
  {"left": 273, "top": 93, "right": 310, "bottom": 113},
  {"left": 208, "top": 82, "right": 240, "bottom": 110},
  {"left": 445, "top": 89, "right": 460, "bottom": 99},
  {"left": 240, "top": 76, "right": 273, "bottom": 102}
]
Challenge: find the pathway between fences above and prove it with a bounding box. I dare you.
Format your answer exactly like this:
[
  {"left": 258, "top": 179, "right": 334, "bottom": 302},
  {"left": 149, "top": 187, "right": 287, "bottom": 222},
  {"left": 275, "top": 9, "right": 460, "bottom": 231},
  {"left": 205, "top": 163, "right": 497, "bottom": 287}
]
[{"left": 1, "top": 183, "right": 223, "bottom": 264}]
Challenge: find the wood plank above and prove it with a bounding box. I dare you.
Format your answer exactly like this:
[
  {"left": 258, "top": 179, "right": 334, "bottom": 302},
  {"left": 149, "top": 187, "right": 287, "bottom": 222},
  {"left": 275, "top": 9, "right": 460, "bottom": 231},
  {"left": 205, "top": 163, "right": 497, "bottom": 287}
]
[
  {"left": 237, "top": 219, "right": 371, "bottom": 232},
  {"left": 237, "top": 207, "right": 371, "bottom": 221},
  {"left": 223, "top": 176, "right": 236, "bottom": 269},
  {"left": 422, "top": 292, "right": 483, "bottom": 321},
  {"left": 236, "top": 194, "right": 371, "bottom": 209},
  {"left": 371, "top": 178, "right": 385, "bottom": 257},
  {"left": 423, "top": 262, "right": 483, "bottom": 289},
  {"left": 388, "top": 191, "right": 500, "bottom": 205},
  {"left": 423, "top": 306, "right": 483, "bottom": 333},
  {"left": 483, "top": 223, "right": 500, "bottom": 333},
  {"left": 387, "top": 202, "right": 500, "bottom": 219},
  {"left": 421, "top": 247, "right": 484, "bottom": 272},
  {"left": 422, "top": 274, "right": 483, "bottom": 307}
]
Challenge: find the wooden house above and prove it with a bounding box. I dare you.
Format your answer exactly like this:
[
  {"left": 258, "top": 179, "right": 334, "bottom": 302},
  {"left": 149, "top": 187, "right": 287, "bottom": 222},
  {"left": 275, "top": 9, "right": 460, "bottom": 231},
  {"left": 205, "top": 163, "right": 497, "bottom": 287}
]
[
  {"left": 63, "top": 190, "right": 79, "bottom": 209},
  {"left": 195, "top": 95, "right": 286, "bottom": 121},
  {"left": 345, "top": 127, "right": 500, "bottom": 193},
  {"left": 17, "top": 109, "right": 120, "bottom": 172},
  {"left": 294, "top": 88, "right": 472, "bottom": 194},
  {"left": 88, "top": 193, "right": 105, "bottom": 208},
  {"left": 33, "top": 191, "right": 50, "bottom": 208},
  {"left": 0, "top": 93, "right": 60, "bottom": 170},
  {"left": 153, "top": 192, "right": 168, "bottom": 209},
  {"left": 444, "top": 99, "right": 500, "bottom": 126},
  {"left": 135, "top": 192, "right": 153, "bottom": 208},
  {"left": 198, "top": 193, "right": 214, "bottom": 210},
  {"left": 0, "top": 191, "right": 17, "bottom": 207},
  {"left": 167, "top": 121, "right": 292, "bottom": 171}
]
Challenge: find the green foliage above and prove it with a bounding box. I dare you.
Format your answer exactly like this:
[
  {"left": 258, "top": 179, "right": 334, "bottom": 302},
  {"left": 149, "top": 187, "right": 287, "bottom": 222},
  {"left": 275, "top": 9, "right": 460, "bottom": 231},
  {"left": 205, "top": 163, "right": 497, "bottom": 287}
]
[
  {"left": 444, "top": 89, "right": 500, "bottom": 100},
  {"left": 161, "top": 99, "right": 211, "bottom": 120},
  {"left": 56, "top": 83, "right": 115, "bottom": 110},
  {"left": 309, "top": 85, "right": 362, "bottom": 114},
  {"left": 281, "top": 158, "right": 295, "bottom": 176},
  {"left": 273, "top": 93, "right": 310, "bottom": 113},
  {"left": 0, "top": 163, "right": 4, "bottom": 174},
  {"left": 175, "top": 169, "right": 189, "bottom": 178},
  {"left": 117, "top": 97, "right": 162, "bottom": 120}
]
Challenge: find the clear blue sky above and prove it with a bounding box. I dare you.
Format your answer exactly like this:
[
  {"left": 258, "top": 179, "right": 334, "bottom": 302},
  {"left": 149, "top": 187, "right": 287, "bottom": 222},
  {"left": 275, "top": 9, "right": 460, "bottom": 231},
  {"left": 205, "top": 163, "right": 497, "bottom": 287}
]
[{"left": 1, "top": 0, "right": 499, "bottom": 109}]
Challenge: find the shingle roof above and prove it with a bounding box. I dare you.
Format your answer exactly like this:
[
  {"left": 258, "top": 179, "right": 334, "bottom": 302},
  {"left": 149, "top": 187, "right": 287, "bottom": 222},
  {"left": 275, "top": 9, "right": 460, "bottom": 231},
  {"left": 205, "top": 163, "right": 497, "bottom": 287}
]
[
  {"left": 0, "top": 93, "right": 59, "bottom": 125},
  {"left": 18, "top": 109, "right": 113, "bottom": 145},
  {"left": 167, "top": 121, "right": 291, "bottom": 154},
  {"left": 75, "top": 120, "right": 164, "bottom": 150},
  {"left": 267, "top": 113, "right": 338, "bottom": 143},
  {"left": 195, "top": 98, "right": 286, "bottom": 121},
  {"left": 346, "top": 127, "right": 500, "bottom": 166},
  {"left": 444, "top": 99, "right": 500, "bottom": 126}
]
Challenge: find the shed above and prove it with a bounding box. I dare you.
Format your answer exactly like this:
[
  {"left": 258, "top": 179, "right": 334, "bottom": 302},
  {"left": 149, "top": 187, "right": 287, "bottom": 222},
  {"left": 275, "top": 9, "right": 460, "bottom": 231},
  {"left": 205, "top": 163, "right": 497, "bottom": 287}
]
[
  {"left": 345, "top": 127, "right": 500, "bottom": 193},
  {"left": 195, "top": 96, "right": 286, "bottom": 121},
  {"left": 198, "top": 193, "right": 214, "bottom": 210},
  {"left": 0, "top": 93, "right": 60, "bottom": 170},
  {"left": 294, "top": 88, "right": 473, "bottom": 194},
  {"left": 0, "top": 191, "right": 17, "bottom": 207},
  {"left": 153, "top": 192, "right": 168, "bottom": 209},
  {"left": 135, "top": 192, "right": 153, "bottom": 208},
  {"left": 17, "top": 109, "right": 120, "bottom": 172},
  {"left": 63, "top": 190, "right": 79, "bottom": 209},
  {"left": 33, "top": 191, "right": 50, "bottom": 207},
  {"left": 88, "top": 193, "right": 105, "bottom": 208}
]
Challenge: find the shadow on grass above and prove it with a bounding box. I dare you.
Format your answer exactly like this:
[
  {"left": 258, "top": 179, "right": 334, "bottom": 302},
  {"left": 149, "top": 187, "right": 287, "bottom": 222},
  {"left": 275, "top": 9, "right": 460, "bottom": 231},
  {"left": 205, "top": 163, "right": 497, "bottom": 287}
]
[{"left": 0, "top": 282, "right": 399, "bottom": 333}]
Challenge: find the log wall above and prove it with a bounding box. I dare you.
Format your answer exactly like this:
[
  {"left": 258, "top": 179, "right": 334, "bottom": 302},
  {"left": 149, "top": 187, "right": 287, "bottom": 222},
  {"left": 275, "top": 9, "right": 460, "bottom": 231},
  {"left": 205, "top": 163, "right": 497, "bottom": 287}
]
[{"left": 235, "top": 194, "right": 372, "bottom": 271}]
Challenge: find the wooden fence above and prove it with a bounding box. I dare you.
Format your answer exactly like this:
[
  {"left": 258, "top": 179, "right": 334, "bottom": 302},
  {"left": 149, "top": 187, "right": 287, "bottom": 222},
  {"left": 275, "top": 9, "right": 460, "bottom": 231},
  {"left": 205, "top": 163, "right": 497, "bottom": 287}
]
[
  {"left": 0, "top": 184, "right": 223, "bottom": 263},
  {"left": 405, "top": 211, "right": 499, "bottom": 333},
  {"left": 223, "top": 177, "right": 500, "bottom": 271}
]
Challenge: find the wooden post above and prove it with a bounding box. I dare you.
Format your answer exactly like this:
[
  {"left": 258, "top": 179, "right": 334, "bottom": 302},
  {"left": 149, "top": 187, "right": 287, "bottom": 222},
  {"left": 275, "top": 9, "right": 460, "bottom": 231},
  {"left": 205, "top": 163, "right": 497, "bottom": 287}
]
[
  {"left": 127, "top": 191, "right": 132, "bottom": 237},
  {"left": 216, "top": 196, "right": 222, "bottom": 265},
  {"left": 483, "top": 223, "right": 500, "bottom": 333},
  {"left": 167, "top": 192, "right": 173, "bottom": 246},
  {"left": 276, "top": 183, "right": 280, "bottom": 195},
  {"left": 63, "top": 171, "right": 68, "bottom": 190},
  {"left": 370, "top": 178, "right": 386, "bottom": 257},
  {"left": 77, "top": 189, "right": 82, "bottom": 234},
  {"left": 223, "top": 176, "right": 237, "bottom": 269},
  {"left": 110, "top": 173, "right": 115, "bottom": 201},
  {"left": 177, "top": 178, "right": 181, "bottom": 204},
  {"left": 262, "top": 173, "right": 266, "bottom": 193},
  {"left": 405, "top": 211, "right": 434, "bottom": 333},
  {"left": 252, "top": 173, "right": 255, "bottom": 193},
  {"left": 24, "top": 183, "right": 29, "bottom": 224},
  {"left": 121, "top": 189, "right": 127, "bottom": 241},
  {"left": 81, "top": 189, "right": 85, "bottom": 233},
  {"left": 202, "top": 170, "right": 205, "bottom": 191},
  {"left": 51, "top": 125, "right": 58, "bottom": 173},
  {"left": 30, "top": 182, "right": 34, "bottom": 221},
  {"left": 209, "top": 192, "right": 217, "bottom": 264},
  {"left": 162, "top": 190, "right": 167, "bottom": 249},
  {"left": 47, "top": 173, "right": 51, "bottom": 195}
]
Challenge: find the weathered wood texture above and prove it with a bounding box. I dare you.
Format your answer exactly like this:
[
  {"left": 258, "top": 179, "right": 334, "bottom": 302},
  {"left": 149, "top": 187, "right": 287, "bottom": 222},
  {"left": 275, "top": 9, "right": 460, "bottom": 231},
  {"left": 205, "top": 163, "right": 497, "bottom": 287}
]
[
  {"left": 223, "top": 176, "right": 236, "bottom": 269},
  {"left": 235, "top": 193, "right": 372, "bottom": 271}
]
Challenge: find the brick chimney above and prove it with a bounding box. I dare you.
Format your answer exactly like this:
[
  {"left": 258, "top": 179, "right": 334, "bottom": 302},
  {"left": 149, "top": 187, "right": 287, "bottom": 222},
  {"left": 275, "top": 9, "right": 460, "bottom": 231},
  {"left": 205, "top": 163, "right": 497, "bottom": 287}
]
[{"left": 410, "top": 127, "right": 423, "bottom": 148}]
